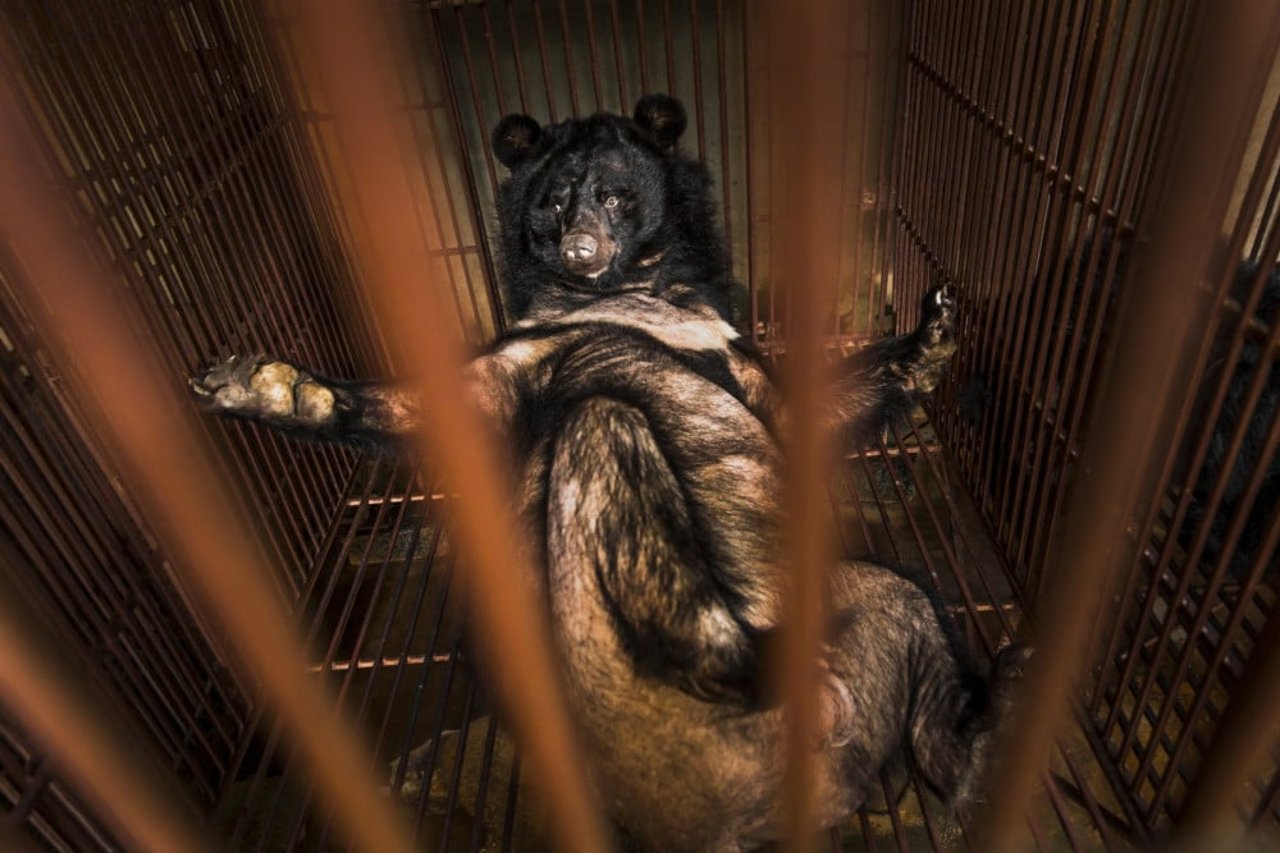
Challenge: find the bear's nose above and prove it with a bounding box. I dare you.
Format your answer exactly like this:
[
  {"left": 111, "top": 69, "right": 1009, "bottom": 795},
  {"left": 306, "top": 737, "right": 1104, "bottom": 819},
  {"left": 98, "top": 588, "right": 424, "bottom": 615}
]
[{"left": 561, "top": 233, "right": 598, "bottom": 263}]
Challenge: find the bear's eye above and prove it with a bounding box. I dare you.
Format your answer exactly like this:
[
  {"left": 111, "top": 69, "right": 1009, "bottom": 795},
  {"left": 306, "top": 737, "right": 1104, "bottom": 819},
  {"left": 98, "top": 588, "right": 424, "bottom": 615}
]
[
  {"left": 551, "top": 201, "right": 563, "bottom": 214},
  {"left": 604, "top": 195, "right": 620, "bottom": 210}
]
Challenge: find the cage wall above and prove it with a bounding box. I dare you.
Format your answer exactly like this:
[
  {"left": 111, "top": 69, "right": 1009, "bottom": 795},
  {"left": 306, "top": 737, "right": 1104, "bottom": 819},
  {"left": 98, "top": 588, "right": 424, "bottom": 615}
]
[
  {"left": 892, "top": 0, "right": 1196, "bottom": 601},
  {"left": 1088, "top": 43, "right": 1280, "bottom": 833},
  {"left": 0, "top": 0, "right": 385, "bottom": 845},
  {"left": 890, "top": 0, "right": 1280, "bottom": 836}
]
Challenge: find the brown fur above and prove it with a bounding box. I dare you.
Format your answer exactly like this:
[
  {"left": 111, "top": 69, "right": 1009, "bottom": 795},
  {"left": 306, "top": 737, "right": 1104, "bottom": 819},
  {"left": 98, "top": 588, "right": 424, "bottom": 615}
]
[{"left": 191, "top": 282, "right": 1022, "bottom": 849}]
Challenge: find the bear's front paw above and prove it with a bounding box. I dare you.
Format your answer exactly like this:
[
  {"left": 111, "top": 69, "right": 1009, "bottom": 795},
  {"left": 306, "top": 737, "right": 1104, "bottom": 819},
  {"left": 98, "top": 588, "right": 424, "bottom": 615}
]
[
  {"left": 919, "top": 283, "right": 956, "bottom": 348},
  {"left": 189, "top": 355, "right": 337, "bottom": 426},
  {"left": 907, "top": 284, "right": 958, "bottom": 393}
]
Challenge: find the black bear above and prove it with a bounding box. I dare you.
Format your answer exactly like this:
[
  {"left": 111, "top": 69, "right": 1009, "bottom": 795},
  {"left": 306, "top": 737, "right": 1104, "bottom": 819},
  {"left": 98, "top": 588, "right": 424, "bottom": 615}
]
[{"left": 192, "top": 95, "right": 1022, "bottom": 850}]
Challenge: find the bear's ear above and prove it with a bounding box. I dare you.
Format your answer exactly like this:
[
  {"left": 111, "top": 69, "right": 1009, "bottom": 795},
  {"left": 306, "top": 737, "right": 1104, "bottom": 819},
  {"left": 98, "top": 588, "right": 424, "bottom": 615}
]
[
  {"left": 633, "top": 94, "right": 687, "bottom": 149},
  {"left": 492, "top": 114, "right": 544, "bottom": 169}
]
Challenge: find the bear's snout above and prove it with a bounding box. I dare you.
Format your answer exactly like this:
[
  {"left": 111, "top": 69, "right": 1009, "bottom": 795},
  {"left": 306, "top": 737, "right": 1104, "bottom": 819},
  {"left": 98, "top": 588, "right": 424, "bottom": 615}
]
[
  {"left": 560, "top": 229, "right": 616, "bottom": 277},
  {"left": 561, "top": 233, "right": 598, "bottom": 263}
]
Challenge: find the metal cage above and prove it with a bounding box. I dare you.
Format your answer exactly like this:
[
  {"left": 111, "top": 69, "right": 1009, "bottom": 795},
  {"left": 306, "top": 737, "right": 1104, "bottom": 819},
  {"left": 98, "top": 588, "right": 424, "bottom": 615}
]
[{"left": 1, "top": 0, "right": 1278, "bottom": 850}]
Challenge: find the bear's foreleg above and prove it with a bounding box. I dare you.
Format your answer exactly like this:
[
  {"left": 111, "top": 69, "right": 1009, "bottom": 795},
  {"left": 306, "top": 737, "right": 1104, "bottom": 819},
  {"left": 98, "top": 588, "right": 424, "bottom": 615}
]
[
  {"left": 189, "top": 355, "right": 421, "bottom": 448},
  {"left": 826, "top": 284, "right": 957, "bottom": 445}
]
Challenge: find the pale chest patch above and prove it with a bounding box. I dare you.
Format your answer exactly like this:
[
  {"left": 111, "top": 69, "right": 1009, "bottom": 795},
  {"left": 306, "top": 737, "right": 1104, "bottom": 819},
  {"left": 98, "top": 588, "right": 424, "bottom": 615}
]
[{"left": 517, "top": 294, "right": 740, "bottom": 354}]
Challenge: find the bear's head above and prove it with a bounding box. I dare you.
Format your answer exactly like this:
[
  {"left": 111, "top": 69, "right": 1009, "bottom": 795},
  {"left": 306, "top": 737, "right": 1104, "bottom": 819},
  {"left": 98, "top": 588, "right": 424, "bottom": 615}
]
[{"left": 491, "top": 95, "right": 735, "bottom": 321}]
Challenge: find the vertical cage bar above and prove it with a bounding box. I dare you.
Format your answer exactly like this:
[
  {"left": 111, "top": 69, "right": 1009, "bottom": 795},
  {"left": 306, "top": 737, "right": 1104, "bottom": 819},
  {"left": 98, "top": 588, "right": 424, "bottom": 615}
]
[
  {"left": 279, "top": 2, "right": 609, "bottom": 849},
  {"left": 767, "top": 0, "right": 851, "bottom": 844}
]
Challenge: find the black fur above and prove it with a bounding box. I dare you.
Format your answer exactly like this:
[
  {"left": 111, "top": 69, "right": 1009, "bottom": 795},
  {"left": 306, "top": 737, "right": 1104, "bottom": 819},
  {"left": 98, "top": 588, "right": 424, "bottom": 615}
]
[
  {"left": 493, "top": 94, "right": 736, "bottom": 322},
  {"left": 191, "top": 98, "right": 1017, "bottom": 849}
]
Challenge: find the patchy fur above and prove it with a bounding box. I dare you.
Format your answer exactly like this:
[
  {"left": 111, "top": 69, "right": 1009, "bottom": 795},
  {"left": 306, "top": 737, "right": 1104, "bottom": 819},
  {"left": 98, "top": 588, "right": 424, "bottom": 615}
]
[{"left": 191, "top": 97, "right": 1019, "bottom": 849}]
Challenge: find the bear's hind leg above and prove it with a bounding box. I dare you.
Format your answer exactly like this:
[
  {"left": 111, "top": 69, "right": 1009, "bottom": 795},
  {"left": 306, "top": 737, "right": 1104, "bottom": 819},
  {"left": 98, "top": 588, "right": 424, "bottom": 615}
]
[
  {"left": 546, "top": 396, "right": 762, "bottom": 706},
  {"left": 827, "top": 564, "right": 1024, "bottom": 814}
]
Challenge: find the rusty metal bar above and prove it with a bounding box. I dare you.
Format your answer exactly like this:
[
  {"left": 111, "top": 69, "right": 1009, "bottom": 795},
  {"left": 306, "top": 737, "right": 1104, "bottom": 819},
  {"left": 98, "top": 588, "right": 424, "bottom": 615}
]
[
  {"left": 387, "top": 544, "right": 461, "bottom": 802},
  {"left": 0, "top": 574, "right": 207, "bottom": 853},
  {"left": 530, "top": 0, "right": 560, "bottom": 122},
  {"left": 375, "top": 6, "right": 489, "bottom": 338},
  {"left": 0, "top": 32, "right": 419, "bottom": 853},
  {"left": 407, "top": 623, "right": 468, "bottom": 837},
  {"left": 215, "top": 462, "right": 380, "bottom": 807},
  {"left": 386, "top": 36, "right": 485, "bottom": 340},
  {"left": 556, "top": 0, "right": 583, "bottom": 115},
  {"left": 369, "top": 507, "right": 448, "bottom": 756},
  {"left": 768, "top": 0, "right": 850, "bottom": 846},
  {"left": 1024, "top": 0, "right": 1193, "bottom": 599},
  {"left": 275, "top": 460, "right": 418, "bottom": 848},
  {"left": 424, "top": 6, "right": 512, "bottom": 338},
  {"left": 506, "top": 0, "right": 532, "bottom": 113},
  {"left": 742, "top": 0, "right": 757, "bottom": 337},
  {"left": 1008, "top": 0, "right": 1165, "bottom": 588},
  {"left": 845, "top": 0, "right": 880, "bottom": 340},
  {"left": 974, "top": 1, "right": 1280, "bottom": 846},
  {"left": 713, "top": 0, "right": 733, "bottom": 266},
  {"left": 634, "top": 0, "right": 650, "bottom": 94},
  {"left": 582, "top": 0, "right": 606, "bottom": 111},
  {"left": 661, "top": 0, "right": 676, "bottom": 96},
  {"left": 450, "top": 6, "right": 504, "bottom": 205},
  {"left": 479, "top": 3, "right": 510, "bottom": 118},
  {"left": 687, "top": 0, "right": 707, "bottom": 162},
  {"left": 607, "top": 0, "right": 628, "bottom": 108},
  {"left": 281, "top": 2, "right": 609, "bottom": 850}
]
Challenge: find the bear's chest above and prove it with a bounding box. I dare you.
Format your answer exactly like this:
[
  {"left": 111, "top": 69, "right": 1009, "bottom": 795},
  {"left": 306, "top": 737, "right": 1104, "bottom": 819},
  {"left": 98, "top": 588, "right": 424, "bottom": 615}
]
[{"left": 502, "top": 308, "right": 784, "bottom": 541}]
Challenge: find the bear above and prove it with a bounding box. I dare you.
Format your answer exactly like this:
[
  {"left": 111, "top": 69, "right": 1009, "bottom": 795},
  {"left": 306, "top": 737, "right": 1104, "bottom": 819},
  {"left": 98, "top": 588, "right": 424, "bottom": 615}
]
[{"left": 191, "top": 95, "right": 1024, "bottom": 850}]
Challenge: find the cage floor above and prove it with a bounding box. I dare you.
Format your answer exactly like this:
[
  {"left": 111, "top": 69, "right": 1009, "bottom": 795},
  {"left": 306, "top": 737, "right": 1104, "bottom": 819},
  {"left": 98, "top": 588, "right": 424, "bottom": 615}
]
[{"left": 213, "top": 409, "right": 1139, "bottom": 852}]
